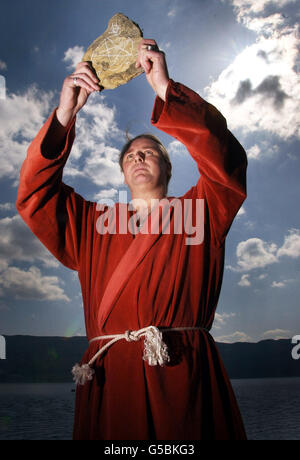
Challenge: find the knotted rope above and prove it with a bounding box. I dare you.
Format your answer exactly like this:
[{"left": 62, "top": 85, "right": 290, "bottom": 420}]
[{"left": 72, "top": 325, "right": 205, "bottom": 385}]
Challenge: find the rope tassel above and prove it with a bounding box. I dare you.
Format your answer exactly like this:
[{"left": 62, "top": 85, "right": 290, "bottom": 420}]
[
  {"left": 71, "top": 326, "right": 171, "bottom": 385},
  {"left": 142, "top": 326, "right": 170, "bottom": 366},
  {"left": 72, "top": 363, "right": 95, "bottom": 386}
]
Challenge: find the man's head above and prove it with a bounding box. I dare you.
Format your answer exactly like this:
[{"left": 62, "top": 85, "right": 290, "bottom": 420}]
[{"left": 119, "top": 134, "right": 172, "bottom": 197}]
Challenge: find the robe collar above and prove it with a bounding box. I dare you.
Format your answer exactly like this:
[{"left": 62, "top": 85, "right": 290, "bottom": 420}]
[{"left": 97, "top": 198, "right": 175, "bottom": 329}]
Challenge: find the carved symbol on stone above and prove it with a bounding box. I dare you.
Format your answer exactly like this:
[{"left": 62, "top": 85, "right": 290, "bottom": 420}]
[
  {"left": 110, "top": 22, "right": 121, "bottom": 35},
  {"left": 91, "top": 37, "right": 135, "bottom": 73}
]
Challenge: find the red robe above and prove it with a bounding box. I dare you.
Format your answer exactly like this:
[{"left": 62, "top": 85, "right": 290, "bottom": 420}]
[{"left": 16, "top": 80, "right": 247, "bottom": 440}]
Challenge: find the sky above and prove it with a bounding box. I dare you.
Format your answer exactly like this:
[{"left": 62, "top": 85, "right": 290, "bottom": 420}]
[{"left": 0, "top": 0, "right": 299, "bottom": 344}]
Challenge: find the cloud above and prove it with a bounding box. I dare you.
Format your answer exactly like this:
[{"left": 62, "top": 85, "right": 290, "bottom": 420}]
[
  {"left": 238, "top": 274, "right": 251, "bottom": 286},
  {"left": 0, "top": 266, "right": 70, "bottom": 302},
  {"left": 213, "top": 312, "right": 236, "bottom": 329},
  {"left": 0, "top": 60, "right": 7, "bottom": 71},
  {"left": 214, "top": 330, "right": 254, "bottom": 343},
  {"left": 236, "top": 237, "right": 278, "bottom": 271},
  {"left": 276, "top": 229, "right": 300, "bottom": 258},
  {"left": 0, "top": 86, "right": 54, "bottom": 181},
  {"left": 62, "top": 90, "right": 124, "bottom": 188},
  {"left": 0, "top": 63, "right": 123, "bottom": 189},
  {"left": 231, "top": 229, "right": 300, "bottom": 272},
  {"left": 168, "top": 8, "right": 177, "bottom": 17},
  {"left": 0, "top": 213, "right": 68, "bottom": 305},
  {"left": 82, "top": 148, "right": 122, "bottom": 187},
  {"left": 229, "top": 0, "right": 298, "bottom": 23},
  {"left": 271, "top": 278, "right": 295, "bottom": 288},
  {"left": 0, "top": 203, "right": 14, "bottom": 212},
  {"left": 247, "top": 144, "right": 261, "bottom": 160},
  {"left": 65, "top": 92, "right": 121, "bottom": 159},
  {"left": 0, "top": 215, "right": 59, "bottom": 270},
  {"left": 212, "top": 315, "right": 254, "bottom": 343},
  {"left": 232, "top": 75, "right": 288, "bottom": 109},
  {"left": 0, "top": 213, "right": 73, "bottom": 303},
  {"left": 167, "top": 140, "right": 188, "bottom": 157},
  {"left": 236, "top": 206, "right": 246, "bottom": 217},
  {"left": 205, "top": 2, "right": 300, "bottom": 142},
  {"left": 0, "top": 76, "right": 5, "bottom": 100},
  {"left": 271, "top": 281, "right": 285, "bottom": 288},
  {"left": 94, "top": 188, "right": 119, "bottom": 204},
  {"left": 246, "top": 140, "right": 279, "bottom": 161},
  {"left": 261, "top": 328, "right": 292, "bottom": 339},
  {"left": 63, "top": 46, "right": 85, "bottom": 70}
]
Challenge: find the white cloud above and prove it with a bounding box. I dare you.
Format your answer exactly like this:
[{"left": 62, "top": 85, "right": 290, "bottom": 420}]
[
  {"left": 0, "top": 73, "right": 123, "bottom": 189},
  {"left": 94, "top": 188, "right": 119, "bottom": 203},
  {"left": 168, "top": 8, "right": 177, "bottom": 17},
  {"left": 230, "top": 229, "right": 300, "bottom": 276},
  {"left": 236, "top": 237, "right": 278, "bottom": 271},
  {"left": 213, "top": 312, "right": 236, "bottom": 329},
  {"left": 0, "top": 86, "right": 54, "bottom": 181},
  {"left": 0, "top": 203, "right": 14, "bottom": 211},
  {"left": 63, "top": 91, "right": 124, "bottom": 188},
  {"left": 238, "top": 274, "right": 251, "bottom": 286},
  {"left": 205, "top": 2, "right": 300, "bottom": 143},
  {"left": 229, "top": 0, "right": 298, "bottom": 22},
  {"left": 277, "top": 229, "right": 300, "bottom": 258},
  {"left": 0, "top": 60, "right": 7, "bottom": 71},
  {"left": 0, "top": 214, "right": 69, "bottom": 303},
  {"left": 271, "top": 280, "right": 285, "bottom": 288},
  {"left": 0, "top": 42, "right": 125, "bottom": 193},
  {"left": 271, "top": 278, "right": 294, "bottom": 288},
  {"left": 236, "top": 206, "right": 246, "bottom": 217},
  {"left": 167, "top": 140, "right": 188, "bottom": 157},
  {"left": 81, "top": 144, "right": 122, "bottom": 187},
  {"left": 63, "top": 45, "right": 85, "bottom": 70},
  {"left": 247, "top": 144, "right": 261, "bottom": 160},
  {"left": 261, "top": 328, "right": 292, "bottom": 340},
  {"left": 0, "top": 266, "right": 70, "bottom": 302},
  {"left": 0, "top": 214, "right": 59, "bottom": 269},
  {"left": 0, "top": 75, "right": 5, "bottom": 100},
  {"left": 214, "top": 330, "right": 253, "bottom": 343}
]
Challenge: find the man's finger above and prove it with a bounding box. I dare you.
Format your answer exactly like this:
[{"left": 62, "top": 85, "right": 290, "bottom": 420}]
[
  {"left": 141, "top": 44, "right": 160, "bottom": 52},
  {"left": 75, "top": 61, "right": 100, "bottom": 83},
  {"left": 68, "top": 75, "right": 100, "bottom": 93},
  {"left": 70, "top": 72, "right": 101, "bottom": 91}
]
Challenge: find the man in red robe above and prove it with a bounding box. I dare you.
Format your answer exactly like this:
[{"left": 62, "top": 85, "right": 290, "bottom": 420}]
[{"left": 16, "top": 39, "right": 247, "bottom": 440}]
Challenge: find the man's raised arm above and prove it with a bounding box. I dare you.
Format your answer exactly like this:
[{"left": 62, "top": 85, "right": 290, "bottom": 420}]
[
  {"left": 151, "top": 81, "right": 247, "bottom": 246},
  {"left": 16, "top": 63, "right": 102, "bottom": 270}
]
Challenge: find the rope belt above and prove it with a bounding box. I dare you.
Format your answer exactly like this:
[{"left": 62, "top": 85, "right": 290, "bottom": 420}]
[{"left": 72, "top": 325, "right": 207, "bottom": 385}]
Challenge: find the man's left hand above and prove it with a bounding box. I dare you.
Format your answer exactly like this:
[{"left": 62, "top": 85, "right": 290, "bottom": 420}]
[{"left": 136, "top": 39, "right": 170, "bottom": 101}]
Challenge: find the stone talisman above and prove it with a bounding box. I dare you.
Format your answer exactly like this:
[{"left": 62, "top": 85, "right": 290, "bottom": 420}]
[{"left": 82, "top": 13, "right": 144, "bottom": 89}]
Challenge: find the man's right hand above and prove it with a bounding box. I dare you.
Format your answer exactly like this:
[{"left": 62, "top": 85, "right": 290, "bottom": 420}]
[{"left": 56, "top": 62, "right": 102, "bottom": 127}]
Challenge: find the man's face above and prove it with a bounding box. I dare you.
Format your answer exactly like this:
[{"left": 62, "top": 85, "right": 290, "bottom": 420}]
[{"left": 122, "top": 138, "right": 168, "bottom": 195}]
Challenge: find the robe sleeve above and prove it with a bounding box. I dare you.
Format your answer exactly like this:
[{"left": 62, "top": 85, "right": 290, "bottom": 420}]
[
  {"left": 151, "top": 79, "right": 247, "bottom": 246},
  {"left": 16, "top": 109, "right": 91, "bottom": 271}
]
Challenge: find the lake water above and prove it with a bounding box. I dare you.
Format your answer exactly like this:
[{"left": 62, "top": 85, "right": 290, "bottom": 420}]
[{"left": 0, "top": 377, "right": 299, "bottom": 440}]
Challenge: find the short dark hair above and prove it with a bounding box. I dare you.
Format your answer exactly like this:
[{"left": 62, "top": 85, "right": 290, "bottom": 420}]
[{"left": 119, "top": 134, "right": 172, "bottom": 190}]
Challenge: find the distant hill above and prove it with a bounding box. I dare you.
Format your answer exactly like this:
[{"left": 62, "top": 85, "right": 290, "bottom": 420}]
[
  {"left": 0, "top": 335, "right": 299, "bottom": 383},
  {"left": 0, "top": 336, "right": 88, "bottom": 383},
  {"left": 217, "top": 339, "right": 300, "bottom": 379}
]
